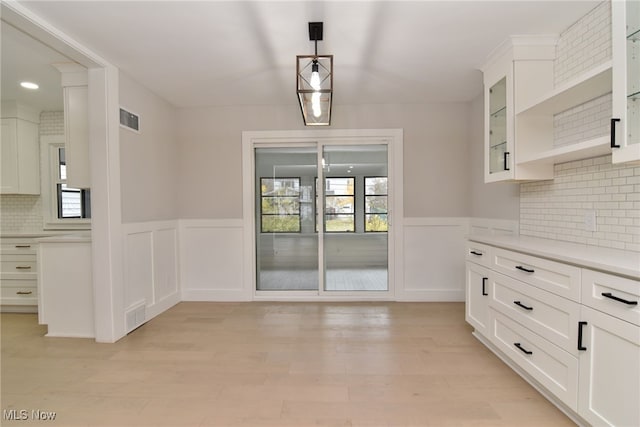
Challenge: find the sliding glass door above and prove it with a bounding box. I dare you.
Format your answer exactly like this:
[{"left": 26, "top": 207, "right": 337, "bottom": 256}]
[
  {"left": 255, "top": 147, "right": 318, "bottom": 291},
  {"left": 254, "top": 142, "right": 389, "bottom": 295},
  {"left": 322, "top": 145, "right": 388, "bottom": 291}
]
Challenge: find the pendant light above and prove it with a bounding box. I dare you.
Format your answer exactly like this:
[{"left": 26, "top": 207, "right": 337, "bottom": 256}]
[{"left": 296, "top": 22, "right": 333, "bottom": 126}]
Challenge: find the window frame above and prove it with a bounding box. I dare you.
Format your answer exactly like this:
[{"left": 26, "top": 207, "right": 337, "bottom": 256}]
[
  {"left": 41, "top": 137, "right": 91, "bottom": 230},
  {"left": 364, "top": 176, "right": 388, "bottom": 233},
  {"left": 259, "top": 177, "right": 302, "bottom": 233}
]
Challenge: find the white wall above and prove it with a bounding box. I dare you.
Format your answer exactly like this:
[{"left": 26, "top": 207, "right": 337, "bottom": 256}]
[
  {"left": 118, "top": 72, "right": 181, "bottom": 329},
  {"left": 119, "top": 71, "right": 179, "bottom": 223},
  {"left": 177, "top": 102, "right": 473, "bottom": 219}
]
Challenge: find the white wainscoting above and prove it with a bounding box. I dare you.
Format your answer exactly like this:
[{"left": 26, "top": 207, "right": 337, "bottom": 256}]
[
  {"left": 399, "top": 218, "right": 470, "bottom": 301},
  {"left": 122, "top": 221, "right": 180, "bottom": 332},
  {"left": 179, "top": 219, "right": 249, "bottom": 301},
  {"left": 123, "top": 217, "right": 517, "bottom": 306}
]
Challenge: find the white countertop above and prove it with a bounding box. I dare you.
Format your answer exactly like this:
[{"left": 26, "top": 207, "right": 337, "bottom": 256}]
[
  {"left": 468, "top": 234, "right": 640, "bottom": 280},
  {"left": 36, "top": 233, "right": 92, "bottom": 243}
]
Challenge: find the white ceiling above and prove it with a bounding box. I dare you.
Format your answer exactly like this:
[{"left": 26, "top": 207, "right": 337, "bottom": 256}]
[
  {"left": 6, "top": 1, "right": 600, "bottom": 110},
  {"left": 1, "top": 21, "right": 70, "bottom": 111}
]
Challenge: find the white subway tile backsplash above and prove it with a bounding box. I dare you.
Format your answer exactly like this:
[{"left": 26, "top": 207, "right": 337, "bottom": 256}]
[
  {"left": 554, "top": 2, "right": 611, "bottom": 86},
  {"left": 521, "top": 155, "right": 639, "bottom": 252}
]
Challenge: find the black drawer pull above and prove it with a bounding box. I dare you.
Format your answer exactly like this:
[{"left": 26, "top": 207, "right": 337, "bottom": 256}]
[
  {"left": 601, "top": 292, "right": 638, "bottom": 306},
  {"left": 514, "top": 343, "right": 532, "bottom": 355},
  {"left": 515, "top": 265, "right": 535, "bottom": 273},
  {"left": 470, "top": 251, "right": 483, "bottom": 256},
  {"left": 514, "top": 301, "right": 533, "bottom": 311},
  {"left": 578, "top": 321, "right": 588, "bottom": 351},
  {"left": 482, "top": 277, "right": 488, "bottom": 296},
  {"left": 15, "top": 266, "right": 32, "bottom": 270},
  {"left": 15, "top": 245, "right": 31, "bottom": 248},
  {"left": 16, "top": 291, "right": 33, "bottom": 295}
]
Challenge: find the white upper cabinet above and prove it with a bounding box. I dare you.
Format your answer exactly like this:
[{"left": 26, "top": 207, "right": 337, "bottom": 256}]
[
  {"left": 0, "top": 102, "right": 40, "bottom": 195},
  {"left": 54, "top": 63, "right": 91, "bottom": 189},
  {"left": 482, "top": 37, "right": 556, "bottom": 182},
  {"left": 612, "top": 0, "right": 640, "bottom": 164}
]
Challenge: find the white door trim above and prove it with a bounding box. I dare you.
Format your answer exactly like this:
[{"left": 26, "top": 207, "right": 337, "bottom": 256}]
[{"left": 242, "top": 129, "right": 404, "bottom": 301}]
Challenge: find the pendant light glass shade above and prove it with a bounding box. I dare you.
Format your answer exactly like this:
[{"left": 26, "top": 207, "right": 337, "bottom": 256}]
[{"left": 296, "top": 54, "right": 333, "bottom": 126}]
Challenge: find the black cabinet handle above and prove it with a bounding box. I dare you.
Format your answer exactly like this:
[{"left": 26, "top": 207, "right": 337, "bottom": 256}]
[
  {"left": 482, "top": 277, "right": 488, "bottom": 296},
  {"left": 514, "top": 343, "right": 533, "bottom": 355},
  {"left": 611, "top": 118, "right": 621, "bottom": 148},
  {"left": 578, "top": 321, "right": 588, "bottom": 351},
  {"left": 515, "top": 265, "right": 535, "bottom": 273},
  {"left": 504, "top": 152, "right": 510, "bottom": 171},
  {"left": 601, "top": 292, "right": 638, "bottom": 306},
  {"left": 514, "top": 301, "right": 533, "bottom": 311},
  {"left": 470, "top": 251, "right": 483, "bottom": 256}
]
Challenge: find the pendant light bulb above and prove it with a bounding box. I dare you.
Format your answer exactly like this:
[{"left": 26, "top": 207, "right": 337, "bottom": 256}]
[
  {"left": 312, "top": 92, "right": 322, "bottom": 117},
  {"left": 310, "top": 61, "right": 321, "bottom": 90}
]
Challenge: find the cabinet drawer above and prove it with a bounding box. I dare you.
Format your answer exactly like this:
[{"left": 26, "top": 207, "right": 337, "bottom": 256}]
[
  {"left": 582, "top": 269, "right": 640, "bottom": 326},
  {"left": 490, "top": 309, "right": 579, "bottom": 410},
  {"left": 491, "top": 272, "right": 581, "bottom": 355},
  {"left": 466, "top": 241, "right": 492, "bottom": 268},
  {"left": 0, "top": 281, "right": 37, "bottom": 305},
  {"left": 0, "top": 241, "right": 36, "bottom": 254},
  {"left": 1, "top": 255, "right": 37, "bottom": 274},
  {"left": 492, "top": 247, "right": 581, "bottom": 301}
]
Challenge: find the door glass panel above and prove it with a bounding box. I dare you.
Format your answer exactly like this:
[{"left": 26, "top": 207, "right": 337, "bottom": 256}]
[
  {"left": 322, "top": 145, "right": 388, "bottom": 291},
  {"left": 489, "top": 77, "right": 508, "bottom": 173},
  {"left": 255, "top": 147, "right": 318, "bottom": 291}
]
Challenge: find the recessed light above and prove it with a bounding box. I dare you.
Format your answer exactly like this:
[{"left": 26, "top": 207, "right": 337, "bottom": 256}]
[{"left": 20, "top": 81, "right": 39, "bottom": 90}]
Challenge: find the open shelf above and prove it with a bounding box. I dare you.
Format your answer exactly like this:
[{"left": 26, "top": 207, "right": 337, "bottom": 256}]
[
  {"left": 517, "top": 61, "right": 613, "bottom": 116},
  {"left": 517, "top": 135, "right": 611, "bottom": 167}
]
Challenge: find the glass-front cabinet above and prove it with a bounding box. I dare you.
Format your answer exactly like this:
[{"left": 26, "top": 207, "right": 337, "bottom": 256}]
[
  {"left": 483, "top": 55, "right": 515, "bottom": 183},
  {"left": 612, "top": 0, "right": 640, "bottom": 163},
  {"left": 488, "top": 77, "right": 508, "bottom": 175}
]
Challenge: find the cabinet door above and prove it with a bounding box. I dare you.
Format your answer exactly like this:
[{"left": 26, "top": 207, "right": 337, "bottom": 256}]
[
  {"left": 0, "top": 118, "right": 39, "bottom": 194},
  {"left": 612, "top": 0, "right": 640, "bottom": 163},
  {"left": 484, "top": 66, "right": 515, "bottom": 182},
  {"left": 465, "top": 262, "right": 491, "bottom": 336},
  {"left": 64, "top": 85, "right": 90, "bottom": 188},
  {"left": 578, "top": 306, "right": 640, "bottom": 427},
  {"left": 1, "top": 118, "right": 19, "bottom": 193}
]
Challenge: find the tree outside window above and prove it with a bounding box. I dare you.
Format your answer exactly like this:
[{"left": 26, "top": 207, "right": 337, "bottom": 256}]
[
  {"left": 260, "top": 178, "right": 301, "bottom": 232},
  {"left": 365, "top": 177, "right": 387, "bottom": 232}
]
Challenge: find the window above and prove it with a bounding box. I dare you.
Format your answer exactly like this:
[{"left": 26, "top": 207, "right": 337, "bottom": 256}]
[
  {"left": 365, "top": 177, "right": 388, "bottom": 232},
  {"left": 260, "top": 178, "right": 301, "bottom": 232},
  {"left": 56, "top": 147, "right": 91, "bottom": 219},
  {"left": 43, "top": 140, "right": 91, "bottom": 229},
  {"left": 324, "top": 177, "right": 355, "bottom": 232}
]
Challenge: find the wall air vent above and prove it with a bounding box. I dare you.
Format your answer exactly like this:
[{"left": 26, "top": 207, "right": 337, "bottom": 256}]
[
  {"left": 125, "top": 301, "right": 146, "bottom": 333},
  {"left": 119, "top": 107, "right": 140, "bottom": 132}
]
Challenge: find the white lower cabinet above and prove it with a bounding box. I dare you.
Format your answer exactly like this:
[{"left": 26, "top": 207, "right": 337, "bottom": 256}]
[
  {"left": 465, "top": 261, "right": 491, "bottom": 336},
  {"left": 466, "top": 239, "right": 640, "bottom": 426},
  {"left": 490, "top": 308, "right": 579, "bottom": 410},
  {"left": 578, "top": 305, "right": 640, "bottom": 427},
  {"left": 0, "top": 238, "right": 38, "bottom": 311},
  {"left": 491, "top": 271, "right": 581, "bottom": 356}
]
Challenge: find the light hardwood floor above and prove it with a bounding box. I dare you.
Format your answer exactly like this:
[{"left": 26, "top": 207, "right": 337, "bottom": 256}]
[{"left": 1, "top": 302, "right": 576, "bottom": 426}]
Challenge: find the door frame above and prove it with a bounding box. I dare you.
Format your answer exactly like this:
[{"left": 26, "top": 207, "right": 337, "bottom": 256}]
[{"left": 242, "top": 129, "right": 404, "bottom": 301}]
